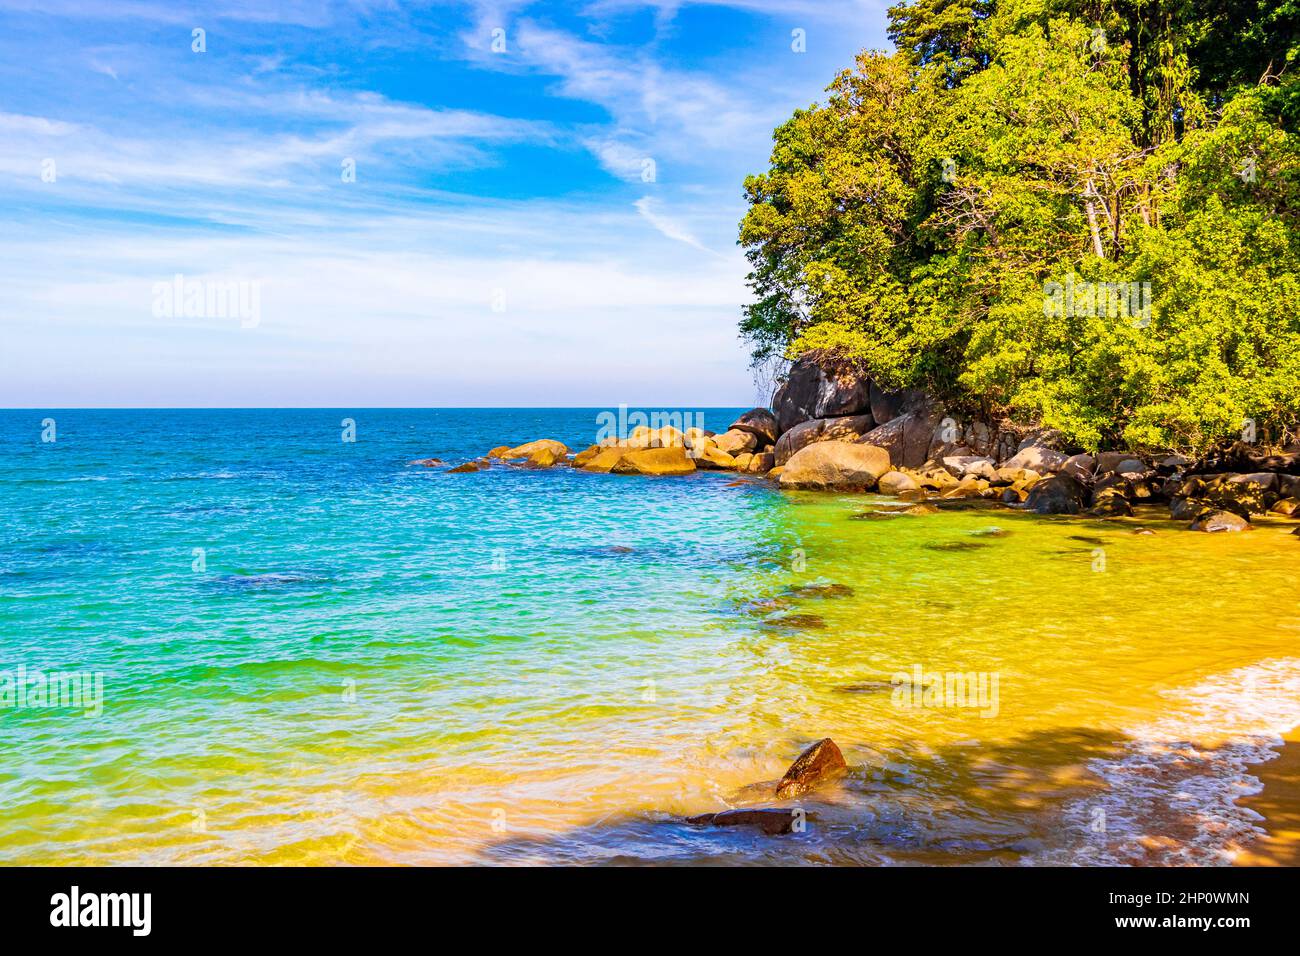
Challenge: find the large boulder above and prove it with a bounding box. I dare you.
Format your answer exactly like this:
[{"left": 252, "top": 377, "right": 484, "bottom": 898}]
[
  {"left": 942, "top": 455, "right": 997, "bottom": 480},
  {"left": 611, "top": 446, "right": 696, "bottom": 476},
  {"left": 712, "top": 428, "right": 759, "bottom": 456},
  {"left": 580, "top": 447, "right": 627, "bottom": 473},
  {"left": 728, "top": 408, "right": 779, "bottom": 446},
  {"left": 773, "top": 414, "right": 874, "bottom": 466},
  {"left": 772, "top": 356, "right": 872, "bottom": 435},
  {"left": 1002, "top": 443, "right": 1068, "bottom": 474},
  {"left": 778, "top": 442, "right": 892, "bottom": 491},
  {"left": 1189, "top": 509, "right": 1252, "bottom": 532},
  {"left": 868, "top": 382, "right": 928, "bottom": 427},
  {"left": 775, "top": 738, "right": 848, "bottom": 799},
  {"left": 499, "top": 439, "right": 568, "bottom": 461},
  {"left": 878, "top": 470, "right": 921, "bottom": 496},
  {"left": 857, "top": 409, "right": 942, "bottom": 470},
  {"left": 1023, "top": 473, "right": 1086, "bottom": 515}
]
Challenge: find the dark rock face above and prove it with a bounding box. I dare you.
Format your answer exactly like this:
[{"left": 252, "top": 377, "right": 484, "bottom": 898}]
[
  {"left": 729, "top": 408, "right": 780, "bottom": 445},
  {"left": 1088, "top": 493, "right": 1134, "bottom": 517},
  {"left": 772, "top": 356, "right": 872, "bottom": 435},
  {"left": 868, "top": 382, "right": 927, "bottom": 427},
  {"left": 685, "top": 808, "right": 814, "bottom": 836},
  {"left": 1169, "top": 497, "right": 1207, "bottom": 521},
  {"left": 857, "top": 409, "right": 941, "bottom": 470},
  {"left": 1024, "top": 473, "right": 1086, "bottom": 515},
  {"left": 773, "top": 414, "right": 875, "bottom": 465},
  {"left": 775, "top": 737, "right": 848, "bottom": 799}
]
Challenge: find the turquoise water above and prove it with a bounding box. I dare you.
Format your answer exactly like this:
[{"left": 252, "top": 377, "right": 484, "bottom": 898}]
[{"left": 3, "top": 409, "right": 1299, "bottom": 866}]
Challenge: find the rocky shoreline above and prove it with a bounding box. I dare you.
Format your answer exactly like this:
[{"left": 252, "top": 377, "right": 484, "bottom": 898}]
[{"left": 418, "top": 355, "right": 1300, "bottom": 536}]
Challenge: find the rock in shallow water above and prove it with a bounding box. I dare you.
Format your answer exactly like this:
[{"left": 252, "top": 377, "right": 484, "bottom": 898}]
[
  {"left": 1189, "top": 509, "right": 1252, "bottom": 532},
  {"left": 778, "top": 441, "right": 891, "bottom": 491},
  {"left": 1023, "top": 473, "right": 1086, "bottom": 515},
  {"left": 685, "top": 807, "right": 816, "bottom": 836},
  {"left": 775, "top": 737, "right": 848, "bottom": 799}
]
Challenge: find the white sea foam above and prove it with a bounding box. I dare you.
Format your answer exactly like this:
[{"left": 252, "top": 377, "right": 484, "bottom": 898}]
[{"left": 1045, "top": 658, "right": 1300, "bottom": 865}]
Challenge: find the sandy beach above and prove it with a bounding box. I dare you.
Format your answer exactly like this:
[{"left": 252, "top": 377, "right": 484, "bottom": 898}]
[{"left": 1236, "top": 728, "right": 1300, "bottom": 866}]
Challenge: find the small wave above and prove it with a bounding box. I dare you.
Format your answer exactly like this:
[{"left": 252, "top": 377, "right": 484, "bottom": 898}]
[{"left": 1046, "top": 658, "right": 1300, "bottom": 866}]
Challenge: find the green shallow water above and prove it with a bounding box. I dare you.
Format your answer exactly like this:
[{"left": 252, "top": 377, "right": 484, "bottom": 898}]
[{"left": 2, "top": 409, "right": 1298, "bottom": 865}]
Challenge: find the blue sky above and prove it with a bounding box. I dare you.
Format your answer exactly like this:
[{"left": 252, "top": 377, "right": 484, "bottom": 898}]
[{"left": 0, "top": 0, "right": 890, "bottom": 407}]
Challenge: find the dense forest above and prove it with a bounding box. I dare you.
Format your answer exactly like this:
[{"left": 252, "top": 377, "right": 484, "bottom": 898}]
[{"left": 740, "top": 0, "right": 1299, "bottom": 454}]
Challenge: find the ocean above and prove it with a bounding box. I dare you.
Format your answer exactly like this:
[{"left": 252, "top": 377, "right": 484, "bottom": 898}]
[{"left": 2, "top": 408, "right": 1298, "bottom": 865}]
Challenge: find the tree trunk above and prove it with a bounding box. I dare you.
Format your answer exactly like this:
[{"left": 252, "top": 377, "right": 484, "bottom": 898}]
[{"left": 1083, "top": 181, "right": 1106, "bottom": 259}]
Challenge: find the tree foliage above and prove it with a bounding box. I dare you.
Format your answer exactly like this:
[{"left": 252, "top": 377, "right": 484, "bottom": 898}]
[{"left": 740, "top": 0, "right": 1300, "bottom": 453}]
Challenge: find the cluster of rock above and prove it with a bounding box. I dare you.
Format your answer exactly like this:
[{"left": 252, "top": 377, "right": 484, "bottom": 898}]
[
  {"left": 436, "top": 410, "right": 785, "bottom": 477},
  {"left": 685, "top": 737, "right": 847, "bottom": 836},
  {"left": 421, "top": 354, "right": 1299, "bottom": 533}
]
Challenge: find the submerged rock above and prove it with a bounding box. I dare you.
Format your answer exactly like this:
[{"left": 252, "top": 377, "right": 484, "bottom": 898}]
[
  {"left": 786, "top": 582, "right": 855, "bottom": 599},
  {"left": 409, "top": 457, "right": 445, "bottom": 467},
  {"left": 775, "top": 738, "right": 848, "bottom": 799},
  {"left": 447, "top": 462, "right": 482, "bottom": 473},
  {"left": 685, "top": 807, "right": 814, "bottom": 836},
  {"left": 763, "top": 613, "right": 827, "bottom": 630}
]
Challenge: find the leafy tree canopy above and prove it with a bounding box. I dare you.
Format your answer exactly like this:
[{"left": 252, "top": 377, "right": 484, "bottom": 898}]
[{"left": 740, "top": 0, "right": 1299, "bottom": 453}]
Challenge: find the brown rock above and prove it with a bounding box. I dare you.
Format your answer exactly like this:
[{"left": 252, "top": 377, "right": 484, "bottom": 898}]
[
  {"left": 713, "top": 428, "right": 759, "bottom": 456},
  {"left": 773, "top": 415, "right": 874, "bottom": 466},
  {"left": 1023, "top": 473, "right": 1086, "bottom": 514},
  {"left": 580, "top": 447, "right": 627, "bottom": 473},
  {"left": 447, "top": 462, "right": 480, "bottom": 473},
  {"left": 525, "top": 447, "right": 562, "bottom": 468},
  {"left": 499, "top": 439, "right": 568, "bottom": 461},
  {"left": 729, "top": 408, "right": 779, "bottom": 446},
  {"left": 611, "top": 446, "right": 696, "bottom": 476},
  {"left": 858, "top": 408, "right": 942, "bottom": 470},
  {"left": 878, "top": 470, "right": 921, "bottom": 496},
  {"left": 487, "top": 446, "right": 511, "bottom": 459},
  {"left": 1002, "top": 444, "right": 1068, "bottom": 474},
  {"left": 747, "top": 452, "right": 775, "bottom": 473},
  {"left": 777, "top": 442, "right": 892, "bottom": 491},
  {"left": 685, "top": 808, "right": 813, "bottom": 836},
  {"left": 572, "top": 444, "right": 601, "bottom": 468},
  {"left": 1270, "top": 497, "right": 1300, "bottom": 517},
  {"left": 771, "top": 355, "right": 873, "bottom": 434},
  {"left": 1189, "top": 509, "right": 1252, "bottom": 532},
  {"left": 775, "top": 738, "right": 848, "bottom": 799}
]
